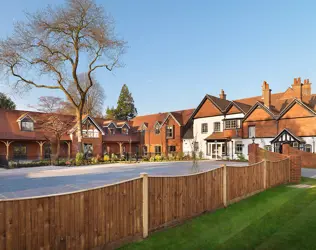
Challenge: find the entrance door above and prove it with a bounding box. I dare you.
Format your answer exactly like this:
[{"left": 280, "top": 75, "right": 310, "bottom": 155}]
[
  {"left": 211, "top": 143, "right": 222, "bottom": 159},
  {"left": 84, "top": 144, "right": 93, "bottom": 159}
]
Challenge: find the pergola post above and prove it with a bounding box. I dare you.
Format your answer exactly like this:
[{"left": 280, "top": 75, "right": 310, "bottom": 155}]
[
  {"left": 64, "top": 141, "right": 71, "bottom": 159},
  {"left": 36, "top": 141, "right": 46, "bottom": 160},
  {"left": 117, "top": 142, "right": 124, "bottom": 158},
  {"left": 0, "top": 141, "right": 13, "bottom": 161}
]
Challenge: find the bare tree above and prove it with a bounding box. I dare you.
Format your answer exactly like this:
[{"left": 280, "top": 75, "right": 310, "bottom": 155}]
[
  {"left": 189, "top": 133, "right": 200, "bottom": 173},
  {"left": 0, "top": 0, "right": 126, "bottom": 152},
  {"left": 33, "top": 97, "right": 75, "bottom": 161},
  {"left": 65, "top": 73, "right": 105, "bottom": 117}
]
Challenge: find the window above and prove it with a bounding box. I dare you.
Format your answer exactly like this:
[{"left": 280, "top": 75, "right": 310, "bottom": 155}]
[
  {"left": 306, "top": 144, "right": 312, "bottom": 153},
  {"left": 166, "top": 126, "right": 174, "bottom": 138},
  {"left": 168, "top": 146, "right": 176, "bottom": 153},
  {"left": 275, "top": 143, "right": 281, "bottom": 153},
  {"left": 201, "top": 123, "right": 208, "bottom": 133},
  {"left": 235, "top": 141, "right": 243, "bottom": 154},
  {"left": 44, "top": 144, "right": 51, "bottom": 159},
  {"left": 21, "top": 121, "right": 34, "bottom": 131},
  {"left": 13, "top": 144, "right": 27, "bottom": 159},
  {"left": 225, "top": 120, "right": 237, "bottom": 129},
  {"left": 155, "top": 124, "right": 160, "bottom": 135},
  {"left": 122, "top": 127, "right": 129, "bottom": 135},
  {"left": 248, "top": 126, "right": 255, "bottom": 138},
  {"left": 214, "top": 122, "right": 221, "bottom": 132},
  {"left": 143, "top": 146, "right": 148, "bottom": 156},
  {"left": 293, "top": 142, "right": 299, "bottom": 148},
  {"left": 109, "top": 128, "right": 116, "bottom": 135},
  {"left": 84, "top": 129, "right": 99, "bottom": 138},
  {"left": 264, "top": 145, "right": 272, "bottom": 151},
  {"left": 155, "top": 145, "right": 161, "bottom": 155}
]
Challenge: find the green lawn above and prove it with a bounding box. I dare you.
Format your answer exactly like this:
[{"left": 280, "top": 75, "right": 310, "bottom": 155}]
[{"left": 121, "top": 177, "right": 316, "bottom": 250}]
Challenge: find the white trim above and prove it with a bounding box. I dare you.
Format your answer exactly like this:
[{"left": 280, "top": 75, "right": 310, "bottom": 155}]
[
  {"left": 16, "top": 113, "right": 36, "bottom": 123},
  {"left": 161, "top": 113, "right": 181, "bottom": 127}
]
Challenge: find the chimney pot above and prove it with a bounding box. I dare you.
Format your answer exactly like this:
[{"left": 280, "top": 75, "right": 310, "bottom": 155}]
[{"left": 219, "top": 89, "right": 226, "bottom": 100}]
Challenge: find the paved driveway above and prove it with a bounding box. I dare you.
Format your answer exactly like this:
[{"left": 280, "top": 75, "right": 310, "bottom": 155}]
[
  {"left": 302, "top": 168, "right": 316, "bottom": 179},
  {"left": 0, "top": 160, "right": 245, "bottom": 199}
]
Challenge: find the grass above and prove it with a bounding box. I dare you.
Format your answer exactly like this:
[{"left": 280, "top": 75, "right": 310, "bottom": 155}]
[{"left": 121, "top": 178, "right": 316, "bottom": 250}]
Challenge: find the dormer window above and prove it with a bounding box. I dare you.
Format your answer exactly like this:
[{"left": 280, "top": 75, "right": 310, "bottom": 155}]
[
  {"left": 21, "top": 120, "right": 34, "bottom": 131},
  {"left": 155, "top": 124, "right": 160, "bottom": 135},
  {"left": 122, "top": 127, "right": 129, "bottom": 135}
]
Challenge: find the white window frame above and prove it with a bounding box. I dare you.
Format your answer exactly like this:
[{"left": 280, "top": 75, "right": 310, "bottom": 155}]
[
  {"left": 201, "top": 123, "right": 208, "bottom": 134},
  {"left": 235, "top": 141, "right": 243, "bottom": 154},
  {"left": 248, "top": 126, "right": 255, "bottom": 138},
  {"left": 305, "top": 144, "right": 312, "bottom": 153},
  {"left": 214, "top": 122, "right": 221, "bottom": 132},
  {"left": 225, "top": 120, "right": 237, "bottom": 129},
  {"left": 166, "top": 126, "right": 174, "bottom": 138},
  {"left": 21, "top": 121, "right": 34, "bottom": 131}
]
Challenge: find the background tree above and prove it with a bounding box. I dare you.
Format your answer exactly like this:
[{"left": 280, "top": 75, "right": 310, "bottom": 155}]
[
  {"left": 64, "top": 73, "right": 105, "bottom": 117},
  {"left": 105, "top": 106, "right": 117, "bottom": 119},
  {"left": 33, "top": 96, "right": 74, "bottom": 161},
  {"left": 115, "top": 84, "right": 137, "bottom": 120},
  {"left": 0, "top": 93, "right": 16, "bottom": 110},
  {"left": 0, "top": 0, "right": 125, "bottom": 153}
]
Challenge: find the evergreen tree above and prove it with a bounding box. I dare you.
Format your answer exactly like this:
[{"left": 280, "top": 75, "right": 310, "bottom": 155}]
[
  {"left": 0, "top": 92, "right": 16, "bottom": 110},
  {"left": 115, "top": 84, "right": 137, "bottom": 120},
  {"left": 105, "top": 106, "right": 117, "bottom": 119}
]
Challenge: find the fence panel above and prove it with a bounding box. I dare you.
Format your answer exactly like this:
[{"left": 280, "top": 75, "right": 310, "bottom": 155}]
[
  {"left": 148, "top": 168, "right": 223, "bottom": 232},
  {"left": 0, "top": 178, "right": 143, "bottom": 250},
  {"left": 267, "top": 158, "right": 290, "bottom": 187},
  {"left": 227, "top": 162, "right": 264, "bottom": 203}
]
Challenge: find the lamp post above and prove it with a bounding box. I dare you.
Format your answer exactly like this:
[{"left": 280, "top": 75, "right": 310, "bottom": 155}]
[{"left": 252, "top": 136, "right": 255, "bottom": 144}]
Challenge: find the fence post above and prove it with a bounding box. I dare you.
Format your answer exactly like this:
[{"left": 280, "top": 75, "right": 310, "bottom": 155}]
[
  {"left": 263, "top": 160, "right": 267, "bottom": 189},
  {"left": 222, "top": 165, "right": 227, "bottom": 207},
  {"left": 140, "top": 172, "right": 149, "bottom": 238}
]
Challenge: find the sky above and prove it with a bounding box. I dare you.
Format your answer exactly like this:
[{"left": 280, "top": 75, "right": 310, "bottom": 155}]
[{"left": 1, "top": 0, "right": 316, "bottom": 115}]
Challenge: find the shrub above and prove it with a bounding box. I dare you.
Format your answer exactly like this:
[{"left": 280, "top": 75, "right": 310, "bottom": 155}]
[
  {"left": 75, "top": 152, "right": 84, "bottom": 166},
  {"left": 142, "top": 156, "right": 149, "bottom": 161},
  {"left": 199, "top": 151, "right": 204, "bottom": 159},
  {"left": 103, "top": 154, "right": 110, "bottom": 162},
  {"left": 177, "top": 151, "right": 184, "bottom": 161},
  {"left": 154, "top": 154, "right": 162, "bottom": 161},
  {"left": 168, "top": 154, "right": 175, "bottom": 161},
  {"left": 91, "top": 157, "right": 99, "bottom": 164},
  {"left": 237, "top": 154, "right": 247, "bottom": 162},
  {"left": 8, "top": 161, "right": 17, "bottom": 169},
  {"left": 149, "top": 156, "right": 155, "bottom": 162},
  {"left": 111, "top": 153, "right": 118, "bottom": 162}
]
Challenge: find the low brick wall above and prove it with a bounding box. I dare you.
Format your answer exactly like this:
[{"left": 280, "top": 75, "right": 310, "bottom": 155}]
[
  {"left": 248, "top": 144, "right": 287, "bottom": 164},
  {"left": 248, "top": 143, "right": 301, "bottom": 183},
  {"left": 283, "top": 144, "right": 316, "bottom": 168}
]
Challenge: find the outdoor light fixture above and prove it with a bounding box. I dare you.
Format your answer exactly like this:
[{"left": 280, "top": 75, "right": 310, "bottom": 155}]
[{"left": 252, "top": 136, "right": 255, "bottom": 144}]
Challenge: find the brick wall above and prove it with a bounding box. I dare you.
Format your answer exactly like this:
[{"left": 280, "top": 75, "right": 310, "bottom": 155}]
[
  {"left": 282, "top": 144, "right": 316, "bottom": 168},
  {"left": 248, "top": 143, "right": 287, "bottom": 164},
  {"left": 248, "top": 143, "right": 301, "bottom": 183}
]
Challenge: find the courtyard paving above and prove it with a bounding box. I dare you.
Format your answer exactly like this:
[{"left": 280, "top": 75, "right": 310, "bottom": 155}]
[{"left": 0, "top": 160, "right": 245, "bottom": 199}]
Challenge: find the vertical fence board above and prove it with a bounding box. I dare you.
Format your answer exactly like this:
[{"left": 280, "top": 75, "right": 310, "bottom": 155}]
[{"left": 0, "top": 159, "right": 290, "bottom": 250}]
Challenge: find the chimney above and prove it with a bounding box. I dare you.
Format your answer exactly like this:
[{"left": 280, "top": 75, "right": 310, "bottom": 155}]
[
  {"left": 291, "top": 77, "right": 302, "bottom": 100},
  {"left": 219, "top": 89, "right": 226, "bottom": 100},
  {"left": 302, "top": 78, "right": 312, "bottom": 96},
  {"left": 262, "top": 81, "right": 271, "bottom": 108}
]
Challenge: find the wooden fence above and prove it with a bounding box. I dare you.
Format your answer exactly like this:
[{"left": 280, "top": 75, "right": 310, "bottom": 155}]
[{"left": 0, "top": 158, "right": 291, "bottom": 250}]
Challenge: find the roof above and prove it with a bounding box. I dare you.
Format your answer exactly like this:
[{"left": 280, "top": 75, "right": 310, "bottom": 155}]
[
  {"left": 207, "top": 95, "right": 231, "bottom": 112},
  {"left": 271, "top": 128, "right": 305, "bottom": 144},
  {"left": 0, "top": 109, "right": 75, "bottom": 141},
  {"left": 131, "top": 109, "right": 195, "bottom": 131},
  {"left": 205, "top": 132, "right": 230, "bottom": 141}
]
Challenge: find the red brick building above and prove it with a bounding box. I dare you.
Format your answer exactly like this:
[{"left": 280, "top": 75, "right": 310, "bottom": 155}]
[{"left": 0, "top": 108, "right": 194, "bottom": 164}]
